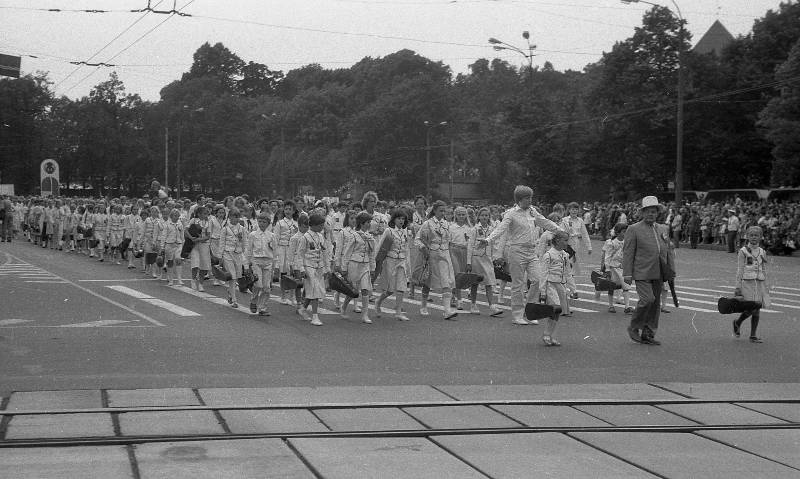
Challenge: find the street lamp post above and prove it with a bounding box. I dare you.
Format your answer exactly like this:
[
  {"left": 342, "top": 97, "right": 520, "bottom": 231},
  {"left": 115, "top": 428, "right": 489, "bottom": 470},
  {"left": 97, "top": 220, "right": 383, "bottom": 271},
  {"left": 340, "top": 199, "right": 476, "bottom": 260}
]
[
  {"left": 176, "top": 105, "right": 203, "bottom": 198},
  {"left": 424, "top": 120, "right": 448, "bottom": 200},
  {"left": 489, "top": 31, "right": 537, "bottom": 96},
  {"left": 621, "top": 0, "right": 685, "bottom": 206},
  {"left": 262, "top": 113, "right": 287, "bottom": 197}
]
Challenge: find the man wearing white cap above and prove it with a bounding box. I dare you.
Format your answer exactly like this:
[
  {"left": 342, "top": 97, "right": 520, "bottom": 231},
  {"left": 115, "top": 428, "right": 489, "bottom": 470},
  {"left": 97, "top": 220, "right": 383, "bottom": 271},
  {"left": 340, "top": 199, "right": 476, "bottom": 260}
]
[{"left": 623, "top": 196, "right": 675, "bottom": 345}]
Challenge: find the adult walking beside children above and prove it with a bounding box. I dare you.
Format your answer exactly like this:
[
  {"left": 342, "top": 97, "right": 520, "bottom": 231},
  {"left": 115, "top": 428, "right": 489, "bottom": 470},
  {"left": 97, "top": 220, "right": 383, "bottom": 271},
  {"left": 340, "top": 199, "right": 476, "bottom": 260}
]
[{"left": 623, "top": 196, "right": 675, "bottom": 345}]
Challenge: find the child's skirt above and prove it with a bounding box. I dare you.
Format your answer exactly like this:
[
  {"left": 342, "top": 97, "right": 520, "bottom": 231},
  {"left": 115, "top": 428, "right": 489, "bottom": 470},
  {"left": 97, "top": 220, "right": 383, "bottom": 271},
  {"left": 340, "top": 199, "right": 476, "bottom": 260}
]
[
  {"left": 470, "top": 253, "right": 496, "bottom": 286},
  {"left": 381, "top": 256, "right": 408, "bottom": 293},
  {"left": 303, "top": 266, "right": 326, "bottom": 299},
  {"left": 449, "top": 244, "right": 467, "bottom": 274},
  {"left": 348, "top": 260, "right": 373, "bottom": 292},
  {"left": 191, "top": 241, "right": 212, "bottom": 271},
  {"left": 544, "top": 281, "right": 569, "bottom": 314},
  {"left": 741, "top": 279, "right": 770, "bottom": 308},
  {"left": 222, "top": 251, "right": 243, "bottom": 280},
  {"left": 108, "top": 231, "right": 123, "bottom": 248},
  {"left": 164, "top": 243, "right": 181, "bottom": 263},
  {"left": 428, "top": 249, "right": 455, "bottom": 290},
  {"left": 609, "top": 266, "right": 630, "bottom": 291},
  {"left": 275, "top": 245, "right": 291, "bottom": 273}
]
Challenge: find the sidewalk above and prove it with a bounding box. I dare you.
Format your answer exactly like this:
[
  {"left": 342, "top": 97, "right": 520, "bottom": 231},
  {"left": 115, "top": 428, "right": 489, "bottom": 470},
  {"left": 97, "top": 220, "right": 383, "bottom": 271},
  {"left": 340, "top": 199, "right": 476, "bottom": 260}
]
[{"left": 1, "top": 383, "right": 799, "bottom": 478}]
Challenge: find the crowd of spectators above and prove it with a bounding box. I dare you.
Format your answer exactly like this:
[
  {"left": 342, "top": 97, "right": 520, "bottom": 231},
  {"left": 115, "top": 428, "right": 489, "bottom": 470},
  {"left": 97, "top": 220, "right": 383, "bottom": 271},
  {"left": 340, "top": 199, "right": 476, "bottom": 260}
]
[{"left": 578, "top": 196, "right": 799, "bottom": 256}]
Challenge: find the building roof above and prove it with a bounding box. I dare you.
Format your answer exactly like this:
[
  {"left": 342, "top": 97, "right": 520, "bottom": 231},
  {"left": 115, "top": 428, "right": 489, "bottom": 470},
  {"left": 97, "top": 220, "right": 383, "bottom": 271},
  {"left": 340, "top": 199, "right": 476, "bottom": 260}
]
[{"left": 693, "top": 20, "right": 735, "bottom": 56}]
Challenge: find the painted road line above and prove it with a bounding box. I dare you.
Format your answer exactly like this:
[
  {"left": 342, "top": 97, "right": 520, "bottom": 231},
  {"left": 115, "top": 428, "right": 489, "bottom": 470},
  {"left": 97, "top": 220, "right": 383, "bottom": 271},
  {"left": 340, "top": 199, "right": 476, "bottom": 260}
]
[
  {"left": 770, "top": 290, "right": 800, "bottom": 299},
  {"left": 3, "top": 252, "right": 165, "bottom": 327},
  {"left": 773, "top": 286, "right": 800, "bottom": 292},
  {"left": 24, "top": 280, "right": 69, "bottom": 284},
  {"left": 107, "top": 285, "right": 201, "bottom": 317},
  {"left": 574, "top": 288, "right": 718, "bottom": 314},
  {"left": 0, "top": 319, "right": 34, "bottom": 326},
  {"left": 421, "top": 290, "right": 598, "bottom": 314},
  {"left": 168, "top": 284, "right": 339, "bottom": 316},
  {"left": 60, "top": 320, "right": 135, "bottom": 327},
  {"left": 79, "top": 278, "right": 159, "bottom": 282}
]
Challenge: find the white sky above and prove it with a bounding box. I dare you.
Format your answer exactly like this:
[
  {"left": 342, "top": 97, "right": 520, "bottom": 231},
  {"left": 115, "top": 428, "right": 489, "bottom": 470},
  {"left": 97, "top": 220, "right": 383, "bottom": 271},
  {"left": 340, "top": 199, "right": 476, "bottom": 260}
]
[{"left": 0, "top": 0, "right": 786, "bottom": 102}]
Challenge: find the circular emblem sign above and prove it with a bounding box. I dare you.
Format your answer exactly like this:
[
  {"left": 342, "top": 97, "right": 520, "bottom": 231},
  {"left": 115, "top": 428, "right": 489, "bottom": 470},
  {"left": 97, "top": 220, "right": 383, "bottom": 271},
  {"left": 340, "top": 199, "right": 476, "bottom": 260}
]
[{"left": 45, "top": 161, "right": 56, "bottom": 174}]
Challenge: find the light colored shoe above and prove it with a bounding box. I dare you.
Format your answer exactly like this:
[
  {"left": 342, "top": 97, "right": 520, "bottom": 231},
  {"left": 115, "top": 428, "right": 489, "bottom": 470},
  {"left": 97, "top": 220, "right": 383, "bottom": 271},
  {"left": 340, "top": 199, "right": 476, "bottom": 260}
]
[
  {"left": 354, "top": 305, "right": 362, "bottom": 313},
  {"left": 396, "top": 313, "right": 410, "bottom": 321},
  {"left": 419, "top": 307, "right": 430, "bottom": 316},
  {"left": 339, "top": 305, "right": 349, "bottom": 319},
  {"left": 166, "top": 280, "right": 174, "bottom": 286},
  {"left": 529, "top": 319, "right": 539, "bottom": 325},
  {"left": 190, "top": 280, "right": 197, "bottom": 290},
  {"left": 197, "top": 283, "right": 205, "bottom": 292},
  {"left": 173, "top": 280, "right": 183, "bottom": 287},
  {"left": 310, "top": 316, "right": 323, "bottom": 326},
  {"left": 299, "top": 309, "right": 311, "bottom": 321},
  {"left": 469, "top": 303, "right": 480, "bottom": 314},
  {"left": 374, "top": 305, "right": 383, "bottom": 318},
  {"left": 362, "top": 315, "right": 372, "bottom": 324},
  {"left": 490, "top": 305, "right": 503, "bottom": 317},
  {"left": 512, "top": 318, "right": 531, "bottom": 325}
]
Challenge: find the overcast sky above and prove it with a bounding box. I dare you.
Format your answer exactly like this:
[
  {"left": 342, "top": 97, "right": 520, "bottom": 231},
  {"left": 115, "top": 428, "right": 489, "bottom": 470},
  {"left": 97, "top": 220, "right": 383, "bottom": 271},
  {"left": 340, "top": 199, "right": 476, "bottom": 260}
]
[{"left": 0, "top": 0, "right": 786, "bottom": 102}]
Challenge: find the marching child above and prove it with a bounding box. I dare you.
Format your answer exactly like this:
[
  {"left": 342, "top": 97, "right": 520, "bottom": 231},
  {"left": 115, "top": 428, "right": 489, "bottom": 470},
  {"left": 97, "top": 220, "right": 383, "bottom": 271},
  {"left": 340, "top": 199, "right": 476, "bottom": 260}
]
[
  {"left": 245, "top": 212, "right": 276, "bottom": 316},
  {"left": 415, "top": 200, "right": 458, "bottom": 320},
  {"left": 209, "top": 206, "right": 225, "bottom": 285},
  {"left": 340, "top": 212, "right": 375, "bottom": 323},
  {"left": 135, "top": 208, "right": 148, "bottom": 272},
  {"left": 143, "top": 206, "right": 160, "bottom": 276},
  {"left": 93, "top": 202, "right": 108, "bottom": 262},
  {"left": 275, "top": 201, "right": 299, "bottom": 304},
  {"left": 333, "top": 210, "right": 357, "bottom": 308},
  {"left": 538, "top": 230, "right": 570, "bottom": 346},
  {"left": 374, "top": 210, "right": 411, "bottom": 321},
  {"left": 187, "top": 206, "right": 212, "bottom": 291},
  {"left": 733, "top": 226, "right": 769, "bottom": 343},
  {"left": 601, "top": 223, "right": 633, "bottom": 314},
  {"left": 288, "top": 213, "right": 310, "bottom": 314},
  {"left": 217, "top": 208, "right": 246, "bottom": 307},
  {"left": 107, "top": 204, "right": 125, "bottom": 265},
  {"left": 466, "top": 207, "right": 503, "bottom": 316},
  {"left": 449, "top": 206, "right": 471, "bottom": 310},
  {"left": 160, "top": 208, "right": 185, "bottom": 286},
  {"left": 562, "top": 202, "right": 592, "bottom": 300},
  {"left": 296, "top": 213, "right": 331, "bottom": 326}
]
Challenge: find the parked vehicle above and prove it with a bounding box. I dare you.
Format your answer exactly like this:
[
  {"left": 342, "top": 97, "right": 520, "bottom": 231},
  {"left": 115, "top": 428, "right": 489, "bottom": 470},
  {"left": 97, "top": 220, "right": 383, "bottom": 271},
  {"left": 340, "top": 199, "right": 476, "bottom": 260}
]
[
  {"left": 767, "top": 187, "right": 800, "bottom": 203},
  {"left": 703, "top": 188, "right": 769, "bottom": 204}
]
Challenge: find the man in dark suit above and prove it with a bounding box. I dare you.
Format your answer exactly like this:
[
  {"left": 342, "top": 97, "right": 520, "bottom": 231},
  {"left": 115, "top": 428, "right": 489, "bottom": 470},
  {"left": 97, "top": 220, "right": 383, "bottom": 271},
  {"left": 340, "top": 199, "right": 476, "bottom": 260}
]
[{"left": 623, "top": 196, "right": 674, "bottom": 345}]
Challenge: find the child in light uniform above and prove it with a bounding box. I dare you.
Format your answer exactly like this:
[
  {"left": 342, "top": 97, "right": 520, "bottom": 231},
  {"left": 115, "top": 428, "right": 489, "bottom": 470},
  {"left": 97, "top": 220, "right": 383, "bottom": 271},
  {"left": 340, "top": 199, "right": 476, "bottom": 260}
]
[
  {"left": 245, "top": 212, "right": 276, "bottom": 316},
  {"left": 408, "top": 196, "right": 428, "bottom": 301},
  {"left": 733, "top": 226, "right": 769, "bottom": 343},
  {"left": 134, "top": 208, "right": 148, "bottom": 272},
  {"left": 288, "top": 213, "right": 310, "bottom": 315},
  {"left": 374, "top": 210, "right": 411, "bottom": 321},
  {"left": 124, "top": 205, "right": 139, "bottom": 269},
  {"left": 143, "top": 206, "right": 160, "bottom": 276},
  {"left": 274, "top": 201, "right": 299, "bottom": 304},
  {"left": 449, "top": 206, "right": 471, "bottom": 310},
  {"left": 187, "top": 206, "right": 212, "bottom": 291},
  {"left": 601, "top": 223, "right": 633, "bottom": 314},
  {"left": 561, "top": 202, "right": 592, "bottom": 300},
  {"left": 296, "top": 213, "right": 331, "bottom": 326},
  {"left": 93, "top": 203, "right": 109, "bottom": 262},
  {"left": 340, "top": 212, "right": 376, "bottom": 324},
  {"left": 209, "top": 206, "right": 225, "bottom": 285},
  {"left": 107, "top": 204, "right": 125, "bottom": 265},
  {"left": 415, "top": 200, "right": 458, "bottom": 320},
  {"left": 217, "top": 208, "right": 246, "bottom": 308},
  {"left": 333, "top": 210, "right": 357, "bottom": 308},
  {"left": 466, "top": 207, "right": 503, "bottom": 316},
  {"left": 160, "top": 208, "right": 185, "bottom": 286},
  {"left": 538, "top": 230, "right": 570, "bottom": 346}
]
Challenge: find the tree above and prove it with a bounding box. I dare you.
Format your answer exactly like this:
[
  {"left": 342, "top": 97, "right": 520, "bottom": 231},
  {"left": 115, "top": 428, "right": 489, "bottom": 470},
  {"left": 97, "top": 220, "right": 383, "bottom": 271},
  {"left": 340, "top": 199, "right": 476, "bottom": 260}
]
[{"left": 759, "top": 38, "right": 800, "bottom": 186}]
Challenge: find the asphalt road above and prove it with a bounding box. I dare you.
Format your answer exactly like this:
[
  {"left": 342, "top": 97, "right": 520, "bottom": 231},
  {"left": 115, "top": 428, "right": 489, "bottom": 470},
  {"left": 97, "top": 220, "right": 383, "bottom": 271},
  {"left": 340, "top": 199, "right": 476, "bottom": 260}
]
[{"left": 2, "top": 239, "right": 799, "bottom": 394}]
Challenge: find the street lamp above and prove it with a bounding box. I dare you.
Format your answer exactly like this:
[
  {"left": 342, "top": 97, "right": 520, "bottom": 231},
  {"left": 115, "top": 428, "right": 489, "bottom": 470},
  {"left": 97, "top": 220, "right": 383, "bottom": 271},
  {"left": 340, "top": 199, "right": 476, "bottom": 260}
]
[
  {"left": 621, "top": 0, "right": 685, "bottom": 206},
  {"left": 488, "top": 31, "right": 537, "bottom": 95},
  {"left": 424, "top": 120, "right": 448, "bottom": 200},
  {"left": 176, "top": 105, "right": 204, "bottom": 198},
  {"left": 262, "top": 113, "right": 287, "bottom": 197}
]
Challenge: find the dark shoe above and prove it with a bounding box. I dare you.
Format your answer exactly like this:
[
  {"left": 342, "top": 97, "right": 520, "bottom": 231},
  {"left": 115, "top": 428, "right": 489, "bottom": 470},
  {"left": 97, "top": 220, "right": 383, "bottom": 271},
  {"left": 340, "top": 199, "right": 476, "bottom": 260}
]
[
  {"left": 733, "top": 320, "right": 741, "bottom": 338},
  {"left": 642, "top": 336, "right": 661, "bottom": 346},
  {"left": 660, "top": 307, "right": 670, "bottom": 313},
  {"left": 624, "top": 307, "right": 634, "bottom": 314},
  {"left": 749, "top": 336, "right": 763, "bottom": 343},
  {"left": 627, "top": 326, "right": 642, "bottom": 343},
  {"left": 250, "top": 303, "right": 257, "bottom": 313}
]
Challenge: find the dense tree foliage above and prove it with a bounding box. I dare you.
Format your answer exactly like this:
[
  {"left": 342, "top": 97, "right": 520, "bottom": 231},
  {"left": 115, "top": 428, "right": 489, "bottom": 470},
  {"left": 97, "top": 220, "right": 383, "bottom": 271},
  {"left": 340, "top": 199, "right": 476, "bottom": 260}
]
[{"left": 2, "top": 3, "right": 800, "bottom": 202}]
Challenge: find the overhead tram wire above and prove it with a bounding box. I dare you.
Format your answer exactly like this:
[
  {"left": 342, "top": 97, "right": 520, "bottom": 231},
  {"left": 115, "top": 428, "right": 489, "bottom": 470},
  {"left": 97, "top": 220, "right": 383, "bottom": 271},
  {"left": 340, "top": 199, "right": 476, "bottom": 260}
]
[
  {"left": 52, "top": 0, "right": 168, "bottom": 92},
  {"left": 60, "top": 0, "right": 197, "bottom": 96}
]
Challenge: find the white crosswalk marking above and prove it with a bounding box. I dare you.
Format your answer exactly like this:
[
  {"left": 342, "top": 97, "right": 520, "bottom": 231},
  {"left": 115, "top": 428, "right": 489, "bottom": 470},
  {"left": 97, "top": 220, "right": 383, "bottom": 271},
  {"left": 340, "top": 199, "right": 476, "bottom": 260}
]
[
  {"left": 60, "top": 320, "right": 134, "bottom": 327},
  {"left": 107, "top": 285, "right": 201, "bottom": 317},
  {"left": 169, "top": 284, "right": 340, "bottom": 316}
]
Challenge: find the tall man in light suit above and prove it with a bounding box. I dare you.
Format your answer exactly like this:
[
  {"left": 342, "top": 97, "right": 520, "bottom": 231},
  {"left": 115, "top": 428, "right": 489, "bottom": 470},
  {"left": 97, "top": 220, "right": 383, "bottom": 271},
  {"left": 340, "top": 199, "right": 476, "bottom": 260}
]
[{"left": 623, "top": 196, "right": 674, "bottom": 345}]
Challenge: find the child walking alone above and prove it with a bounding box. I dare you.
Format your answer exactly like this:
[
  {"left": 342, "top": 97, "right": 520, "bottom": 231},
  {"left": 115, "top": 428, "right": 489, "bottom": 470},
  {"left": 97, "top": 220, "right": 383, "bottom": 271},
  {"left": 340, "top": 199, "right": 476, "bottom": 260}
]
[{"left": 733, "top": 226, "right": 769, "bottom": 343}]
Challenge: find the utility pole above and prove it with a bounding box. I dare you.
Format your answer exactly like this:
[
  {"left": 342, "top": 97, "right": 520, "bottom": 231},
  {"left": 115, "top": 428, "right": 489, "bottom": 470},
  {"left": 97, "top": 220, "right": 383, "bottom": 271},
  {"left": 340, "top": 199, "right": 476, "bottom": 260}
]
[
  {"left": 280, "top": 127, "right": 286, "bottom": 196},
  {"left": 449, "top": 138, "right": 455, "bottom": 203},
  {"left": 425, "top": 127, "right": 431, "bottom": 200},
  {"left": 176, "top": 127, "right": 181, "bottom": 199},
  {"left": 164, "top": 127, "right": 169, "bottom": 191}
]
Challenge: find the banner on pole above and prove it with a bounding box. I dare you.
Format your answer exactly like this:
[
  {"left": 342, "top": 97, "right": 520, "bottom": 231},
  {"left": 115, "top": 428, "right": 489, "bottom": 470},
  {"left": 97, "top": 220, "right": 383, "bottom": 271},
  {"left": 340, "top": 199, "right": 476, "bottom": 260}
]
[{"left": 40, "top": 159, "right": 60, "bottom": 197}]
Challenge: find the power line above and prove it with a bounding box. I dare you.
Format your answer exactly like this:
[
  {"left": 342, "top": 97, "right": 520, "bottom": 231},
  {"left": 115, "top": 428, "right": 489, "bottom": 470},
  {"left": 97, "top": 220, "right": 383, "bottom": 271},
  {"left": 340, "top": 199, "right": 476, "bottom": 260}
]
[
  {"left": 53, "top": 0, "right": 166, "bottom": 91},
  {"left": 61, "top": 0, "right": 197, "bottom": 96}
]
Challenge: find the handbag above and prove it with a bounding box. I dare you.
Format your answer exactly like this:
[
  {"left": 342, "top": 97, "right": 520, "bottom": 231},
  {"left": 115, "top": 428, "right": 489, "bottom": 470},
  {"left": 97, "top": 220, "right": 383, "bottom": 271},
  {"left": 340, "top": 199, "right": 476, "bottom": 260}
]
[
  {"left": 280, "top": 274, "right": 303, "bottom": 290},
  {"left": 493, "top": 259, "right": 512, "bottom": 283},
  {"left": 212, "top": 264, "right": 232, "bottom": 282},
  {"left": 717, "top": 297, "right": 761, "bottom": 314},
  {"left": 454, "top": 272, "right": 483, "bottom": 290},
  {"left": 590, "top": 270, "right": 619, "bottom": 292},
  {"left": 411, "top": 259, "right": 431, "bottom": 286},
  {"left": 329, "top": 271, "right": 359, "bottom": 298},
  {"left": 525, "top": 302, "right": 562, "bottom": 321},
  {"left": 237, "top": 267, "right": 258, "bottom": 293},
  {"left": 181, "top": 223, "right": 202, "bottom": 259}
]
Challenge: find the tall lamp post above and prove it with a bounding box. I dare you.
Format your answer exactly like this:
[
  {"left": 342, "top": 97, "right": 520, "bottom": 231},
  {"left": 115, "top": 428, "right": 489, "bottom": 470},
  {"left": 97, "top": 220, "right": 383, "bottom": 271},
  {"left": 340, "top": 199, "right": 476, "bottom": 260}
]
[
  {"left": 262, "top": 113, "right": 287, "bottom": 197},
  {"left": 424, "top": 120, "right": 448, "bottom": 200},
  {"left": 488, "top": 31, "right": 537, "bottom": 95},
  {"left": 622, "top": 0, "right": 685, "bottom": 206},
  {"left": 176, "top": 105, "right": 203, "bottom": 198}
]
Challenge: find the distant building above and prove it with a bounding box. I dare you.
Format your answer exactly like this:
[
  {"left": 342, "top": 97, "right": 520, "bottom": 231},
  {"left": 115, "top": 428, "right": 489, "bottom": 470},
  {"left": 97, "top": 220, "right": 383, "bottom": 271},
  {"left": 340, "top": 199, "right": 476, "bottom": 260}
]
[{"left": 693, "top": 20, "right": 734, "bottom": 56}]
